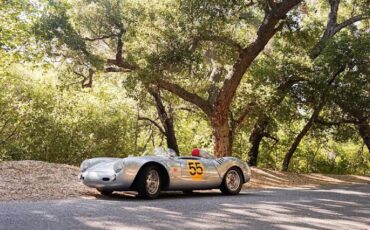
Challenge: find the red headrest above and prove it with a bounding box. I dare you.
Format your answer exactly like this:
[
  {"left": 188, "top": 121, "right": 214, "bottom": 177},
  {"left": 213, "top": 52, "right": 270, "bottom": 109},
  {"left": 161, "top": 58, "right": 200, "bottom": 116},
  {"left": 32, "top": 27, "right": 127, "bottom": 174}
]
[{"left": 192, "top": 148, "right": 200, "bottom": 157}]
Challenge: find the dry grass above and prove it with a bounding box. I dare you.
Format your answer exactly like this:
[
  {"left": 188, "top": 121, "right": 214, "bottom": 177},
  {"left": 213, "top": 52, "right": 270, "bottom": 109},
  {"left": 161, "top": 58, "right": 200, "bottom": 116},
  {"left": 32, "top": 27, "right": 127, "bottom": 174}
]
[{"left": 0, "top": 161, "right": 369, "bottom": 201}]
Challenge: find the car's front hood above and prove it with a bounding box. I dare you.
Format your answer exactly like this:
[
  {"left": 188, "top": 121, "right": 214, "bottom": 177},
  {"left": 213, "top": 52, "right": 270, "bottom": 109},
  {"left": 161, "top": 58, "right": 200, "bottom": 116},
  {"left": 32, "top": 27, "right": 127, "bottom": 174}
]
[{"left": 88, "top": 159, "right": 121, "bottom": 173}]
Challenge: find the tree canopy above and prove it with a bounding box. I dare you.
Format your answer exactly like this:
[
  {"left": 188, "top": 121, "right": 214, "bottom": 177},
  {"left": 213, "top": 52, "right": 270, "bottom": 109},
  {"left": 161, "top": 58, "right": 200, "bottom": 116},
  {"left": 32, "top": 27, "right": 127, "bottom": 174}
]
[{"left": 0, "top": 0, "right": 369, "bottom": 173}]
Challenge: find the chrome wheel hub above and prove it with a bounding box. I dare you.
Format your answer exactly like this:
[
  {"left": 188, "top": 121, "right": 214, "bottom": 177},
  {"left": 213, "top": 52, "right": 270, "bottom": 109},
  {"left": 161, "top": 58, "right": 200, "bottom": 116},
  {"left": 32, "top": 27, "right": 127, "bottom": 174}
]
[
  {"left": 226, "top": 170, "right": 240, "bottom": 191},
  {"left": 146, "top": 170, "right": 160, "bottom": 195}
]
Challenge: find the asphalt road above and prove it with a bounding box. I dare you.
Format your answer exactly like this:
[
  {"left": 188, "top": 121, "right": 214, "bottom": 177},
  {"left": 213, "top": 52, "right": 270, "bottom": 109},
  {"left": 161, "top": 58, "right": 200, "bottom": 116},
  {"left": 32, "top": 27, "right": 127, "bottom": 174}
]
[{"left": 0, "top": 184, "right": 369, "bottom": 230}]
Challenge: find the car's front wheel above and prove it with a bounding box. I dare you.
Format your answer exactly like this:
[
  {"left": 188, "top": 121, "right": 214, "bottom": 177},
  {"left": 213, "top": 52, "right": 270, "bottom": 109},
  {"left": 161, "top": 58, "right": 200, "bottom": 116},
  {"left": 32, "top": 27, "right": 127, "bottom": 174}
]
[
  {"left": 137, "top": 165, "right": 162, "bottom": 199},
  {"left": 220, "top": 168, "right": 243, "bottom": 195}
]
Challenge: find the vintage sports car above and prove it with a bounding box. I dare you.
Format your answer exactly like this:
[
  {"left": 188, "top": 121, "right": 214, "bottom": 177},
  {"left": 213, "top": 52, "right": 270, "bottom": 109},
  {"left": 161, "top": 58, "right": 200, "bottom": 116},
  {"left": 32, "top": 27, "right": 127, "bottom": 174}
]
[{"left": 79, "top": 148, "right": 251, "bottom": 199}]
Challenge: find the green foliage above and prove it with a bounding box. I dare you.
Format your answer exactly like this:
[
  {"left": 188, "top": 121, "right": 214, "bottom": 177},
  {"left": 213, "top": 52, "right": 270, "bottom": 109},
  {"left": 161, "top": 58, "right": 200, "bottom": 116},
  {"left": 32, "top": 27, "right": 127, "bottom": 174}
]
[
  {"left": 0, "top": 0, "right": 369, "bottom": 175},
  {"left": 0, "top": 68, "right": 137, "bottom": 164}
]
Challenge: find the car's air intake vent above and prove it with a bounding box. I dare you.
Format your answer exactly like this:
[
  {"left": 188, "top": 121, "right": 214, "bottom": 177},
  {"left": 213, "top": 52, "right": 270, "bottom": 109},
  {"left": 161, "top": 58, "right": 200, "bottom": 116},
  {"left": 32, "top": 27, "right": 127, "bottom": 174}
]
[{"left": 216, "top": 158, "right": 225, "bottom": 165}]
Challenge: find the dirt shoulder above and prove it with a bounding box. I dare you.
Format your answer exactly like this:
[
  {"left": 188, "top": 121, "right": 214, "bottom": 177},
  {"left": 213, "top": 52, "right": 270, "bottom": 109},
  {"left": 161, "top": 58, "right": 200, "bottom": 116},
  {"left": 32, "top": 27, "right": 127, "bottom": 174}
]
[
  {"left": 247, "top": 167, "right": 370, "bottom": 189},
  {"left": 0, "top": 161, "right": 98, "bottom": 202},
  {"left": 0, "top": 160, "right": 369, "bottom": 201}
]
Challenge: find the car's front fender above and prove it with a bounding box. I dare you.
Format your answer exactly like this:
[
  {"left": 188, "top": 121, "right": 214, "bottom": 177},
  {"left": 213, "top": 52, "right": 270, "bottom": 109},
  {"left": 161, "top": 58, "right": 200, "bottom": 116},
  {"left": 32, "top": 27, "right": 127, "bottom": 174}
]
[{"left": 118, "top": 156, "right": 171, "bottom": 188}]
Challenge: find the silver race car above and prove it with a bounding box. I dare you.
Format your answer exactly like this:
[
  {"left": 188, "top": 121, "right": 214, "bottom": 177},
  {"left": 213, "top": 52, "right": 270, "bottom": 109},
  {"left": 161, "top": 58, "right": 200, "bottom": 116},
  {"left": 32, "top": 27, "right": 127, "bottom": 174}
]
[{"left": 79, "top": 148, "right": 251, "bottom": 199}]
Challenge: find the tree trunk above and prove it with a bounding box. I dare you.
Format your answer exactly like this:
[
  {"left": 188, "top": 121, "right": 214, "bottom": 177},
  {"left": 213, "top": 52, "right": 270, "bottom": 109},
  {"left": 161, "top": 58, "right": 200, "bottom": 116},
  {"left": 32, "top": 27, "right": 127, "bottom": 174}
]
[
  {"left": 163, "top": 111, "right": 179, "bottom": 155},
  {"left": 157, "top": 0, "right": 302, "bottom": 159},
  {"left": 211, "top": 117, "right": 233, "bottom": 158},
  {"left": 149, "top": 88, "right": 180, "bottom": 155},
  {"left": 282, "top": 104, "right": 323, "bottom": 171},
  {"left": 358, "top": 119, "right": 370, "bottom": 153},
  {"left": 248, "top": 120, "right": 268, "bottom": 166},
  {"left": 282, "top": 65, "right": 344, "bottom": 171},
  {"left": 245, "top": 78, "right": 301, "bottom": 166}
]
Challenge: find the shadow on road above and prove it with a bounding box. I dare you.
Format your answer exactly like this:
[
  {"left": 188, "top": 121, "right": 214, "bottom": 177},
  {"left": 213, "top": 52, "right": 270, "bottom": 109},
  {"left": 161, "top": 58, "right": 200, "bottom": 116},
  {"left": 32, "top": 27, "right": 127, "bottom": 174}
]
[
  {"left": 92, "top": 190, "right": 256, "bottom": 201},
  {"left": 1, "top": 184, "right": 369, "bottom": 230}
]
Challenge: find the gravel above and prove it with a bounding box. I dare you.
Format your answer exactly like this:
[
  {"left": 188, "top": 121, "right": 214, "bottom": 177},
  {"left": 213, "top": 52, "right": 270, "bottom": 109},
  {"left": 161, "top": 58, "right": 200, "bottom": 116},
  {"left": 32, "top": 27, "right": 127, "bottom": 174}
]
[
  {"left": 0, "top": 160, "right": 369, "bottom": 201},
  {"left": 0, "top": 161, "right": 98, "bottom": 201}
]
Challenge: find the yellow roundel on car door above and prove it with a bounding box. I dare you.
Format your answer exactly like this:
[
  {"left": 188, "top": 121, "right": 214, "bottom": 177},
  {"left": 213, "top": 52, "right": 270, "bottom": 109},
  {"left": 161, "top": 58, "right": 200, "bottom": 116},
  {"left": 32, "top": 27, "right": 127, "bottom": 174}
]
[{"left": 186, "top": 160, "right": 205, "bottom": 180}]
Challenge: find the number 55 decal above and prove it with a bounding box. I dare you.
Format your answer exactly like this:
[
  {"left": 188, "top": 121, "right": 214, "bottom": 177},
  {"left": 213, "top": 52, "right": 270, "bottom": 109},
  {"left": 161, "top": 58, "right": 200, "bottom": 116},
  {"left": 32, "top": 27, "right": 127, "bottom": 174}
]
[{"left": 187, "top": 160, "right": 205, "bottom": 180}]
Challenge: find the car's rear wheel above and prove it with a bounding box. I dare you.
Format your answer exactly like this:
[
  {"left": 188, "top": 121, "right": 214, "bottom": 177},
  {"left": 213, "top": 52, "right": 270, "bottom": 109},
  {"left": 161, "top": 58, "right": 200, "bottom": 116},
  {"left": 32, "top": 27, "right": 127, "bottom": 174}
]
[
  {"left": 97, "top": 189, "right": 113, "bottom": 196},
  {"left": 137, "top": 165, "right": 161, "bottom": 199},
  {"left": 220, "top": 168, "right": 243, "bottom": 195}
]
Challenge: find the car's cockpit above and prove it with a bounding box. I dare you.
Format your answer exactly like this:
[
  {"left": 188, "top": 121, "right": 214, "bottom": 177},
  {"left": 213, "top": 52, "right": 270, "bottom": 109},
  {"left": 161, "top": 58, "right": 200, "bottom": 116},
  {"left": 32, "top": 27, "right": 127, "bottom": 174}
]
[
  {"left": 190, "top": 148, "right": 214, "bottom": 159},
  {"left": 147, "top": 147, "right": 214, "bottom": 159}
]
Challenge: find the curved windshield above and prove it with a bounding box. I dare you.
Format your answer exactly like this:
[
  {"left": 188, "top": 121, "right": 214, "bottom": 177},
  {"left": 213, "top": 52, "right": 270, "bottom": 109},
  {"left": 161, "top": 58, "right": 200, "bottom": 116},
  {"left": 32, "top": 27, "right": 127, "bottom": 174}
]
[
  {"left": 143, "top": 147, "right": 177, "bottom": 157},
  {"left": 199, "top": 149, "right": 215, "bottom": 159}
]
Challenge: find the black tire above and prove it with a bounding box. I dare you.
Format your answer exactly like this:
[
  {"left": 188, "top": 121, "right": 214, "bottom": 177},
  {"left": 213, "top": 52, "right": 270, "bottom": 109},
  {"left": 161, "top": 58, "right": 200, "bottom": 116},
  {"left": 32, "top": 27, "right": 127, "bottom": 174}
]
[
  {"left": 136, "top": 165, "right": 162, "bottom": 199},
  {"left": 182, "top": 190, "right": 194, "bottom": 195},
  {"left": 220, "top": 167, "right": 243, "bottom": 195},
  {"left": 97, "top": 189, "right": 113, "bottom": 196}
]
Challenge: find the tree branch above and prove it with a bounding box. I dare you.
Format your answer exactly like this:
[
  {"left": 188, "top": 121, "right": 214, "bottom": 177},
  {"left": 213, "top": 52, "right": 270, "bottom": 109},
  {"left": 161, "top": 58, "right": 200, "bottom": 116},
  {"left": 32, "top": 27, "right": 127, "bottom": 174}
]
[
  {"left": 82, "top": 69, "right": 94, "bottom": 88},
  {"left": 4, "top": 124, "right": 20, "bottom": 142},
  {"left": 328, "top": 0, "right": 340, "bottom": 26},
  {"left": 84, "top": 33, "right": 117, "bottom": 41},
  {"left": 310, "top": 0, "right": 368, "bottom": 59},
  {"left": 236, "top": 77, "right": 306, "bottom": 126},
  {"left": 104, "top": 27, "right": 138, "bottom": 71},
  {"left": 174, "top": 107, "right": 198, "bottom": 113},
  {"left": 263, "top": 131, "right": 279, "bottom": 142},
  {"left": 235, "top": 102, "right": 257, "bottom": 128},
  {"left": 334, "top": 15, "right": 368, "bottom": 33},
  {"left": 106, "top": 59, "right": 138, "bottom": 70},
  {"left": 327, "top": 64, "right": 346, "bottom": 85},
  {"left": 206, "top": 51, "right": 224, "bottom": 104},
  {"left": 73, "top": 70, "right": 86, "bottom": 79},
  {"left": 157, "top": 79, "right": 212, "bottom": 116},
  {"left": 138, "top": 116, "right": 166, "bottom": 135},
  {"left": 105, "top": 66, "right": 134, "bottom": 73},
  {"left": 215, "top": 0, "right": 302, "bottom": 117},
  {"left": 73, "top": 69, "right": 94, "bottom": 88},
  {"left": 115, "top": 30, "right": 124, "bottom": 64}
]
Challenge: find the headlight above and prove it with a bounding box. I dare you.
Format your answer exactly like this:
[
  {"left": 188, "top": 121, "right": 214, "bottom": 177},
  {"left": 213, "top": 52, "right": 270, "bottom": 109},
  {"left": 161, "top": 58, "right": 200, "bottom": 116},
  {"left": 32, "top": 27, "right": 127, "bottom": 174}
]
[
  {"left": 80, "top": 160, "right": 91, "bottom": 172},
  {"left": 113, "top": 160, "right": 125, "bottom": 173}
]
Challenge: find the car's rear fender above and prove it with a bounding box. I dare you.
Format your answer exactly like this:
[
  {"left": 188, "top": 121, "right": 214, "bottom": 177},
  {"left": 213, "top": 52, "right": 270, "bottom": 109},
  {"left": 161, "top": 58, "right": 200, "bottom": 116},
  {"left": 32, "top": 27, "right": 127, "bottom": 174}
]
[{"left": 215, "top": 157, "right": 251, "bottom": 184}]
